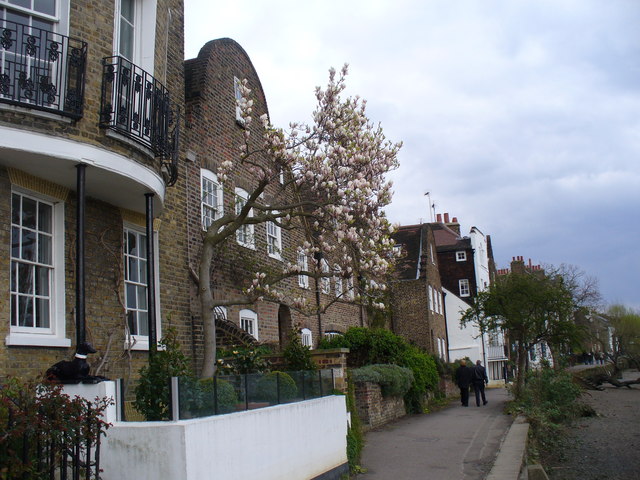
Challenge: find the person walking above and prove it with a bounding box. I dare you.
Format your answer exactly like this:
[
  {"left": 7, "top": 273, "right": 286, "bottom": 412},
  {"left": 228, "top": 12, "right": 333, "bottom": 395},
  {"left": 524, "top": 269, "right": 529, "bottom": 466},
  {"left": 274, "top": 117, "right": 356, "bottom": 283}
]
[
  {"left": 472, "top": 360, "right": 489, "bottom": 406},
  {"left": 455, "top": 359, "right": 474, "bottom": 407}
]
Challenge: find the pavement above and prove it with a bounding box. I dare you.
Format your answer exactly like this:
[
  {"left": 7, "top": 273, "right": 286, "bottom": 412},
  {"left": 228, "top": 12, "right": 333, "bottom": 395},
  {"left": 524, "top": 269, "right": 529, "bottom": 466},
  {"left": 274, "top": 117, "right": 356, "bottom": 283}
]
[{"left": 357, "top": 387, "right": 515, "bottom": 480}]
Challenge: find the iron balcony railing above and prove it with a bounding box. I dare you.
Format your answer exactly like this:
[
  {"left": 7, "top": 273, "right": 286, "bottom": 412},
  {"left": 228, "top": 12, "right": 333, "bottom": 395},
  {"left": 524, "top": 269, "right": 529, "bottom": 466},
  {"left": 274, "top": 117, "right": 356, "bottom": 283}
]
[
  {"left": 100, "top": 55, "right": 180, "bottom": 185},
  {"left": 0, "top": 20, "right": 87, "bottom": 119}
]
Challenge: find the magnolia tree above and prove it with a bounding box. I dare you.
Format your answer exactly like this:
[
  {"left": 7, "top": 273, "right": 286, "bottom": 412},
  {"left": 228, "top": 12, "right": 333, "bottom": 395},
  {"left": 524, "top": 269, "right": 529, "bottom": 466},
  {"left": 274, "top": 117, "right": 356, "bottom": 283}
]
[{"left": 196, "top": 65, "right": 401, "bottom": 377}]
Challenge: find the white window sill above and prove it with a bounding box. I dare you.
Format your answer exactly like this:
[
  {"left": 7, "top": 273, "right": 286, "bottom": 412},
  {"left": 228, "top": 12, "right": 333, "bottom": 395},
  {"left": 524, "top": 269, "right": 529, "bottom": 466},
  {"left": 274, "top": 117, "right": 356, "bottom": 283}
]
[
  {"left": 268, "top": 252, "right": 283, "bottom": 261},
  {"left": 6, "top": 333, "right": 72, "bottom": 348},
  {"left": 124, "top": 339, "right": 165, "bottom": 351}
]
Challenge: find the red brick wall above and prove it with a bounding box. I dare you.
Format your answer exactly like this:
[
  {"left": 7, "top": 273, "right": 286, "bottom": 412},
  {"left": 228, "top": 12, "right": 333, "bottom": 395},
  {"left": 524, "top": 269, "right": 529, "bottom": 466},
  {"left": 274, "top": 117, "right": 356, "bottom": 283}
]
[{"left": 354, "top": 381, "right": 406, "bottom": 431}]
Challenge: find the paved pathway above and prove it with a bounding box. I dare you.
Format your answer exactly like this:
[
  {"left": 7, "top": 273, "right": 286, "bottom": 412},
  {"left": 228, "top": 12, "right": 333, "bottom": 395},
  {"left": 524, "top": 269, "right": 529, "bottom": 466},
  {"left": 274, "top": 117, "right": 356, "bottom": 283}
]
[{"left": 357, "top": 387, "right": 513, "bottom": 479}]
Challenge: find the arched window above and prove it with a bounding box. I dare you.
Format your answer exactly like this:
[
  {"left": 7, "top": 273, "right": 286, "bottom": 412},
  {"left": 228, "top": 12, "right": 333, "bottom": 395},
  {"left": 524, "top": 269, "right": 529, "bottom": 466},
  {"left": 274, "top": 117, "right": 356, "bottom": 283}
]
[{"left": 301, "top": 328, "right": 312, "bottom": 348}]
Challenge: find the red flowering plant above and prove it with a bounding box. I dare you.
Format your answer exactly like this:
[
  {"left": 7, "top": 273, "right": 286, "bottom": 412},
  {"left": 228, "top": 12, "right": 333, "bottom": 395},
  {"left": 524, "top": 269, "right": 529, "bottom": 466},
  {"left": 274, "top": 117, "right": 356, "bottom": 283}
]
[{"left": 0, "top": 377, "right": 112, "bottom": 479}]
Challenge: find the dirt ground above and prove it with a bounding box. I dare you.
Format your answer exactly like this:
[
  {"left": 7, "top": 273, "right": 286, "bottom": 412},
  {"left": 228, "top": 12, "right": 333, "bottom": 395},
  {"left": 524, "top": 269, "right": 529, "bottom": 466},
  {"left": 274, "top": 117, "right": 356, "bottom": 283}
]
[{"left": 542, "top": 369, "right": 640, "bottom": 480}]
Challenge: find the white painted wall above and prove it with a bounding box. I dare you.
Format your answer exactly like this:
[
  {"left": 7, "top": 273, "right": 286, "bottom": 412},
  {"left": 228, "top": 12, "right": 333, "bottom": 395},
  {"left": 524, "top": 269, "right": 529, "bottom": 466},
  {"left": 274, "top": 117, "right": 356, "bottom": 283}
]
[
  {"left": 444, "top": 287, "right": 483, "bottom": 364},
  {"left": 469, "top": 227, "right": 490, "bottom": 294},
  {"left": 100, "top": 396, "right": 348, "bottom": 480}
]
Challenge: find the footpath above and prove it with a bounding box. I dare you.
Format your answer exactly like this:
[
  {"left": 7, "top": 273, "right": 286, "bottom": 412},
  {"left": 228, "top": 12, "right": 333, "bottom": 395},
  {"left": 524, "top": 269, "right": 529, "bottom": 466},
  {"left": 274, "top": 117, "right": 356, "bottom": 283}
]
[{"left": 356, "top": 387, "right": 518, "bottom": 480}]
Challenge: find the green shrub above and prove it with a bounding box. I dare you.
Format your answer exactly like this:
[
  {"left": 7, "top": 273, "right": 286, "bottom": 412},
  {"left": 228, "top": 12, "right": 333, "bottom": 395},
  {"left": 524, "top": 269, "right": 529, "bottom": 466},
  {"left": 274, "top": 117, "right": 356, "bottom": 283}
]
[
  {"left": 352, "top": 364, "right": 414, "bottom": 397},
  {"left": 134, "top": 328, "right": 192, "bottom": 421},
  {"left": 400, "top": 345, "right": 439, "bottom": 412},
  {"left": 318, "top": 327, "right": 407, "bottom": 366},
  {"left": 282, "top": 331, "right": 317, "bottom": 371},
  {"left": 320, "top": 327, "right": 440, "bottom": 413},
  {"left": 507, "top": 365, "right": 584, "bottom": 450},
  {"left": 216, "top": 345, "right": 273, "bottom": 374},
  {"left": 255, "top": 371, "right": 298, "bottom": 403},
  {"left": 180, "top": 377, "right": 238, "bottom": 417},
  {"left": 345, "top": 372, "right": 364, "bottom": 474}
]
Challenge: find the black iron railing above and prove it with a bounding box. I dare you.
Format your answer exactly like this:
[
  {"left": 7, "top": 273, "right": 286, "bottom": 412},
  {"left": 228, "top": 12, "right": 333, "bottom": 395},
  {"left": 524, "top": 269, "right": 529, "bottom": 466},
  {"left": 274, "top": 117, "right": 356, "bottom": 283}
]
[
  {"left": 100, "top": 56, "right": 180, "bottom": 184},
  {"left": 0, "top": 21, "right": 87, "bottom": 118}
]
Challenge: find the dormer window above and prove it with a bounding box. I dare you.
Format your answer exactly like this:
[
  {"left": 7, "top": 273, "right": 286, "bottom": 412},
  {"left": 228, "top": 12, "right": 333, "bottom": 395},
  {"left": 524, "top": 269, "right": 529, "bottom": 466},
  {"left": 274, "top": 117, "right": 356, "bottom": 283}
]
[{"left": 456, "top": 251, "right": 467, "bottom": 262}]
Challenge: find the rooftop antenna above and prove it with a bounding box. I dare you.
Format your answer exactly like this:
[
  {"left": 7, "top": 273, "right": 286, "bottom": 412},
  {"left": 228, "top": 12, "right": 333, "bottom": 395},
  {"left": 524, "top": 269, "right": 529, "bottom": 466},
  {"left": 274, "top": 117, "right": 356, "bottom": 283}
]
[{"left": 424, "top": 192, "right": 433, "bottom": 222}]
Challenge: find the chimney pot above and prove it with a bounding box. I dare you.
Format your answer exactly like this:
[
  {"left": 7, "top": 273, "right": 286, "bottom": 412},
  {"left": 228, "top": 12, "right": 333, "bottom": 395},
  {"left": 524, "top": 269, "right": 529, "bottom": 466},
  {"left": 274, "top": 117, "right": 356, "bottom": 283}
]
[
  {"left": 452, "top": 217, "right": 458, "bottom": 223},
  {"left": 444, "top": 213, "right": 450, "bottom": 223},
  {"left": 436, "top": 213, "right": 442, "bottom": 222}
]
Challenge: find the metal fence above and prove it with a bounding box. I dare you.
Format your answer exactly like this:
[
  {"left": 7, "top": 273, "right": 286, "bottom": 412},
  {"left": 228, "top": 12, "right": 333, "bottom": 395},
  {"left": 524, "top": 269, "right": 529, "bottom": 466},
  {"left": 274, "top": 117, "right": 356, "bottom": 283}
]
[
  {"left": 0, "top": 20, "right": 87, "bottom": 118},
  {"left": 120, "top": 369, "right": 336, "bottom": 422}
]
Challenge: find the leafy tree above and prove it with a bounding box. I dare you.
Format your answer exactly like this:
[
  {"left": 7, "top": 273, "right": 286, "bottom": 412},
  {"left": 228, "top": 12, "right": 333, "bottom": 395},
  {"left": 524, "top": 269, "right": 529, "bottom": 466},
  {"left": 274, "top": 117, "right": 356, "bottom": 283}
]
[
  {"left": 604, "top": 304, "right": 640, "bottom": 372},
  {"left": 461, "top": 271, "right": 576, "bottom": 397},
  {"left": 196, "top": 66, "right": 401, "bottom": 376}
]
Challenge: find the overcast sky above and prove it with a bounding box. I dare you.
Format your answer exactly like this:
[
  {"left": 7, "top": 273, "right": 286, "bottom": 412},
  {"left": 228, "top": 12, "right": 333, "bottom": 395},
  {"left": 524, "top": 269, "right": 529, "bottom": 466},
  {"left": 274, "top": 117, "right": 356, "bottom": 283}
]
[{"left": 185, "top": 0, "right": 640, "bottom": 310}]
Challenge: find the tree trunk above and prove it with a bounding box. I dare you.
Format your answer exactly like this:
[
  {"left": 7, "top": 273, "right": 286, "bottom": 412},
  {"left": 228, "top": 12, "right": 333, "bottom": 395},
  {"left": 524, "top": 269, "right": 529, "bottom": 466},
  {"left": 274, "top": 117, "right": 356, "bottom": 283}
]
[
  {"left": 199, "top": 240, "right": 217, "bottom": 378},
  {"left": 515, "top": 341, "right": 527, "bottom": 398}
]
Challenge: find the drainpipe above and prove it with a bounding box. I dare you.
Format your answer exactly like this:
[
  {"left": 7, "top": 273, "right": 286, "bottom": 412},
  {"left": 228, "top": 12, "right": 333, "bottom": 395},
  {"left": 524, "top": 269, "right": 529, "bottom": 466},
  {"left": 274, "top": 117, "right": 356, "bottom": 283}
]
[
  {"left": 75, "top": 164, "right": 86, "bottom": 346},
  {"left": 145, "top": 193, "right": 157, "bottom": 356},
  {"left": 442, "top": 290, "right": 450, "bottom": 362}
]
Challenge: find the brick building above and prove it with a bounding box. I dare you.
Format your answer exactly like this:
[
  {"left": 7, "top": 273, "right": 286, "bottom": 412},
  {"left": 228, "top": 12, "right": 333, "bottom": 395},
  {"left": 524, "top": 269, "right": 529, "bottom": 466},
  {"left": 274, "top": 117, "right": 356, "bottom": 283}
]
[
  {"left": 0, "top": 0, "right": 189, "bottom": 380},
  {"left": 183, "top": 38, "right": 366, "bottom": 368},
  {"left": 390, "top": 223, "right": 448, "bottom": 359}
]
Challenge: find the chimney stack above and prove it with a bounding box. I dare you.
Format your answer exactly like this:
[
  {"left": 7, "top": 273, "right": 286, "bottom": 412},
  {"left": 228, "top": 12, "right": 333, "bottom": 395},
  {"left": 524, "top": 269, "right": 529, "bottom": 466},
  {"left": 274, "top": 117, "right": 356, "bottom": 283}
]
[{"left": 446, "top": 214, "right": 461, "bottom": 235}]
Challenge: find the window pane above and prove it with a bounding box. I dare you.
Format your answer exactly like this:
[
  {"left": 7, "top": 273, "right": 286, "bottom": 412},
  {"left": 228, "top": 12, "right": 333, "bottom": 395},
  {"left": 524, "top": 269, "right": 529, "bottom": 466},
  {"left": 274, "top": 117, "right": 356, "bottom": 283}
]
[
  {"left": 9, "top": 0, "right": 31, "bottom": 9},
  {"left": 38, "top": 233, "right": 52, "bottom": 264},
  {"left": 127, "top": 311, "right": 137, "bottom": 335},
  {"left": 128, "top": 257, "right": 138, "bottom": 282},
  {"left": 38, "top": 202, "right": 52, "bottom": 233},
  {"left": 139, "top": 234, "right": 147, "bottom": 258},
  {"left": 126, "top": 283, "right": 136, "bottom": 309},
  {"left": 120, "top": 0, "right": 134, "bottom": 22},
  {"left": 36, "top": 298, "right": 50, "bottom": 328},
  {"left": 10, "top": 261, "right": 17, "bottom": 293},
  {"left": 21, "top": 229, "right": 36, "bottom": 261},
  {"left": 127, "top": 231, "right": 136, "bottom": 255},
  {"left": 18, "top": 263, "right": 33, "bottom": 294},
  {"left": 34, "top": 0, "right": 56, "bottom": 16},
  {"left": 11, "top": 226, "right": 20, "bottom": 258},
  {"left": 137, "top": 286, "right": 147, "bottom": 310},
  {"left": 22, "top": 197, "right": 37, "bottom": 229},
  {"left": 18, "top": 295, "right": 33, "bottom": 327},
  {"left": 35, "top": 265, "right": 49, "bottom": 295},
  {"left": 138, "top": 311, "right": 148, "bottom": 336},
  {"left": 11, "top": 193, "right": 20, "bottom": 225},
  {"left": 119, "top": 19, "right": 133, "bottom": 60},
  {"left": 10, "top": 293, "right": 17, "bottom": 326},
  {"left": 139, "top": 258, "right": 147, "bottom": 284}
]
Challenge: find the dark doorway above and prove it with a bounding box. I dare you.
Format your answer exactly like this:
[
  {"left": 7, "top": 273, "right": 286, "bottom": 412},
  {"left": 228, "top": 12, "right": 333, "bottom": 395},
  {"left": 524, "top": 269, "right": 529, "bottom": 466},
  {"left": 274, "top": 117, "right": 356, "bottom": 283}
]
[{"left": 278, "top": 304, "right": 292, "bottom": 349}]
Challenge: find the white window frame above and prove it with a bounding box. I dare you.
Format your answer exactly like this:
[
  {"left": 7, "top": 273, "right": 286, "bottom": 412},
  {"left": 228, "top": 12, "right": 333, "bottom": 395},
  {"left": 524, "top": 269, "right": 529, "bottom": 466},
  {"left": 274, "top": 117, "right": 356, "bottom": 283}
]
[
  {"left": 0, "top": 0, "right": 69, "bottom": 34},
  {"left": 266, "top": 215, "right": 282, "bottom": 260},
  {"left": 235, "top": 187, "right": 255, "bottom": 249},
  {"left": 6, "top": 188, "right": 69, "bottom": 347},
  {"left": 334, "top": 268, "right": 343, "bottom": 297},
  {"left": 239, "top": 309, "right": 258, "bottom": 340},
  {"left": 297, "top": 250, "right": 309, "bottom": 288},
  {"left": 430, "top": 243, "right": 435, "bottom": 264},
  {"left": 320, "top": 259, "right": 330, "bottom": 294},
  {"left": 301, "top": 328, "right": 312, "bottom": 348},
  {"left": 200, "top": 169, "right": 223, "bottom": 231},
  {"left": 459, "top": 278, "right": 470, "bottom": 297},
  {"left": 324, "top": 331, "right": 342, "bottom": 339},
  {"left": 456, "top": 251, "right": 467, "bottom": 262},
  {"left": 437, "top": 290, "right": 442, "bottom": 314},
  {"left": 112, "top": 0, "right": 157, "bottom": 72},
  {"left": 428, "top": 285, "right": 433, "bottom": 311},
  {"left": 123, "top": 223, "right": 161, "bottom": 351},
  {"left": 346, "top": 277, "right": 355, "bottom": 300}
]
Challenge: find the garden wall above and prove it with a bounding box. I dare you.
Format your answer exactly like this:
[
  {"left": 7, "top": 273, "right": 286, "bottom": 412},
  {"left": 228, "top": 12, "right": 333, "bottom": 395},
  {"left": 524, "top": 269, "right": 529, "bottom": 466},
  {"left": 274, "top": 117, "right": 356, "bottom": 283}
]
[
  {"left": 354, "top": 381, "right": 406, "bottom": 431},
  {"left": 100, "top": 395, "right": 348, "bottom": 480}
]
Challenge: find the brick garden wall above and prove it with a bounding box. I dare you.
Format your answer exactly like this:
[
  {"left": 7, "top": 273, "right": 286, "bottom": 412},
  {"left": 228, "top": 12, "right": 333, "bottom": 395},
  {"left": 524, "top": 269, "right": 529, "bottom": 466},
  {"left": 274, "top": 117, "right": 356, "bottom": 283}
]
[{"left": 354, "top": 381, "right": 406, "bottom": 431}]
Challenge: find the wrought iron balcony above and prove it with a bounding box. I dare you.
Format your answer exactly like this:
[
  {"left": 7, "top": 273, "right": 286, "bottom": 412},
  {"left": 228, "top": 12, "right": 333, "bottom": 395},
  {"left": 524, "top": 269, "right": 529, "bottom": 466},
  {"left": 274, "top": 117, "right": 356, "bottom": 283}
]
[
  {"left": 0, "top": 21, "right": 87, "bottom": 119},
  {"left": 100, "top": 56, "right": 180, "bottom": 185}
]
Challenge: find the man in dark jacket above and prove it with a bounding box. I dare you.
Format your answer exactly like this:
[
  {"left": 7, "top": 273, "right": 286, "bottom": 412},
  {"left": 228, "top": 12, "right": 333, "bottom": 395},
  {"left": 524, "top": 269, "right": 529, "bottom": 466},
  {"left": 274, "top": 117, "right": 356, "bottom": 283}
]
[
  {"left": 455, "top": 359, "right": 474, "bottom": 407},
  {"left": 472, "top": 360, "right": 489, "bottom": 406}
]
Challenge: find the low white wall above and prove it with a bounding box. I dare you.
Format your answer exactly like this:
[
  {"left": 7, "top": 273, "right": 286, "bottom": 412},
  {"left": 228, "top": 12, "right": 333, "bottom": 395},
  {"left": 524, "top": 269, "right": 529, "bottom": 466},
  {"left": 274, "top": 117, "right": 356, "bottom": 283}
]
[{"left": 101, "top": 395, "right": 348, "bottom": 480}]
